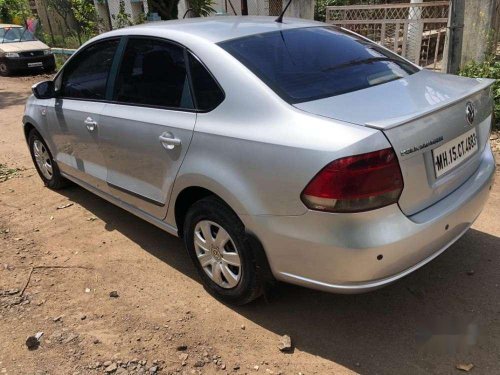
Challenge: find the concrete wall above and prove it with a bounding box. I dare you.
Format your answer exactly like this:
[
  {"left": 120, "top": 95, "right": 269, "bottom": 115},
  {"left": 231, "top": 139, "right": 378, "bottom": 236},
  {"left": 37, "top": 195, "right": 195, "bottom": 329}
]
[
  {"left": 34, "top": 0, "right": 78, "bottom": 38},
  {"left": 96, "top": 0, "right": 148, "bottom": 30},
  {"left": 461, "top": 0, "right": 500, "bottom": 65}
]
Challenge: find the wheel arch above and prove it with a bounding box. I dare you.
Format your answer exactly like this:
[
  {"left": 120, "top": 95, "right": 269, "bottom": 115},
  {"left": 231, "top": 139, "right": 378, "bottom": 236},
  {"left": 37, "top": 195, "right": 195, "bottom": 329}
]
[
  {"left": 23, "top": 116, "right": 56, "bottom": 156},
  {"left": 173, "top": 186, "right": 218, "bottom": 237},
  {"left": 172, "top": 184, "right": 275, "bottom": 287},
  {"left": 23, "top": 121, "right": 36, "bottom": 143}
]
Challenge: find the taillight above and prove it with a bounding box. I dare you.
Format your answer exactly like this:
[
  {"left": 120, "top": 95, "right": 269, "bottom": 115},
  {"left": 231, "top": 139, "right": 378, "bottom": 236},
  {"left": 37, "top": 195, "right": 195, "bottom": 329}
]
[{"left": 301, "top": 148, "right": 403, "bottom": 213}]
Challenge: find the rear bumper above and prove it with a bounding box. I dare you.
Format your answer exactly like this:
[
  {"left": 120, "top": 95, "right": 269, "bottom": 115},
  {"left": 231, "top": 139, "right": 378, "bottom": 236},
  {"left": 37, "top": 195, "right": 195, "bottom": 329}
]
[
  {"left": 243, "top": 146, "right": 496, "bottom": 293},
  {"left": 2, "top": 54, "right": 55, "bottom": 71}
]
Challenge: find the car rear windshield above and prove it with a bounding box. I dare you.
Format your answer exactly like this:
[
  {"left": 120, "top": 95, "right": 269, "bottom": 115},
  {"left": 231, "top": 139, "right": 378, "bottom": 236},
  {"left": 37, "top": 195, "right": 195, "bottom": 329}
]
[{"left": 219, "top": 27, "right": 419, "bottom": 104}]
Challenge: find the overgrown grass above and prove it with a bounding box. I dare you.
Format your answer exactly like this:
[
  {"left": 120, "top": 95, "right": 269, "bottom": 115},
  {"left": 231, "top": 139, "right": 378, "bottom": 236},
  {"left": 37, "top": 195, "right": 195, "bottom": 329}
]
[{"left": 459, "top": 57, "right": 500, "bottom": 129}]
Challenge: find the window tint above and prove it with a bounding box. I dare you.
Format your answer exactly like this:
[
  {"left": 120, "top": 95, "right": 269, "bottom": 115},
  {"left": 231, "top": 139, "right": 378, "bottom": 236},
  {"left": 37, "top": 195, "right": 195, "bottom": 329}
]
[
  {"left": 114, "top": 38, "right": 193, "bottom": 109},
  {"left": 219, "top": 27, "right": 418, "bottom": 104},
  {"left": 188, "top": 53, "right": 224, "bottom": 111},
  {"left": 61, "top": 39, "right": 119, "bottom": 100}
]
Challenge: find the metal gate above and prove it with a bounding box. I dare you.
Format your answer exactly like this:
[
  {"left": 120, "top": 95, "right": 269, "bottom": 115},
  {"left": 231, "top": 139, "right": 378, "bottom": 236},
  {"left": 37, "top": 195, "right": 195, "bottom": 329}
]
[{"left": 325, "top": 1, "right": 450, "bottom": 71}]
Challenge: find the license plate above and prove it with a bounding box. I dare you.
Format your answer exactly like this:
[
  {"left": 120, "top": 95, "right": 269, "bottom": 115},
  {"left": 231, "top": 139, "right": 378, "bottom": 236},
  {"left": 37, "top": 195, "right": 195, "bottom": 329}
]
[
  {"left": 28, "top": 62, "right": 43, "bottom": 68},
  {"left": 432, "top": 128, "right": 478, "bottom": 178}
]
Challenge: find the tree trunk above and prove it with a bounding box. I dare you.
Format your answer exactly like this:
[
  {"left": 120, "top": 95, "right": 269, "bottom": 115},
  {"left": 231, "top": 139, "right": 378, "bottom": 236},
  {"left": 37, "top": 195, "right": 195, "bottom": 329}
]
[{"left": 148, "top": 0, "right": 180, "bottom": 19}]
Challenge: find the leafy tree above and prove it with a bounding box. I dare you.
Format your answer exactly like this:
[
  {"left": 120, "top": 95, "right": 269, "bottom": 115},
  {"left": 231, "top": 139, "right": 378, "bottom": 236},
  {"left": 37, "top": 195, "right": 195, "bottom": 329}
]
[
  {"left": 46, "top": 0, "right": 75, "bottom": 39},
  {"left": 112, "top": 0, "right": 133, "bottom": 28},
  {"left": 46, "top": 0, "right": 98, "bottom": 45},
  {"left": 72, "top": 0, "right": 99, "bottom": 36},
  {"left": 187, "top": 0, "right": 214, "bottom": 17},
  {"left": 0, "top": 0, "right": 32, "bottom": 24}
]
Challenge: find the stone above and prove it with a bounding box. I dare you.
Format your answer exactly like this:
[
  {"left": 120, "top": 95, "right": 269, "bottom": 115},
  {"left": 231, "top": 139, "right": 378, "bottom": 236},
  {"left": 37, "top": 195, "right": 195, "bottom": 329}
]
[
  {"left": 25, "top": 336, "right": 39, "bottom": 350},
  {"left": 104, "top": 363, "right": 118, "bottom": 373},
  {"left": 278, "top": 335, "right": 292, "bottom": 352}
]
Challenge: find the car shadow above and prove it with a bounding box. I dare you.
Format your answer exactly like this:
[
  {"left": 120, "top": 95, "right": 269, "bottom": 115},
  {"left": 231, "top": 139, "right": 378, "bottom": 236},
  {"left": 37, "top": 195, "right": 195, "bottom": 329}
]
[
  {"left": 0, "top": 88, "right": 29, "bottom": 108},
  {"left": 0, "top": 72, "right": 52, "bottom": 109},
  {"left": 58, "top": 185, "right": 500, "bottom": 375}
]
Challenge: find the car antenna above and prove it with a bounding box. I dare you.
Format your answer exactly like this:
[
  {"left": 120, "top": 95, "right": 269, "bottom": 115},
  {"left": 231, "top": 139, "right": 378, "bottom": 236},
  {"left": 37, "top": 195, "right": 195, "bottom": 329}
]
[
  {"left": 275, "top": 0, "right": 292, "bottom": 23},
  {"left": 183, "top": 8, "right": 195, "bottom": 18}
]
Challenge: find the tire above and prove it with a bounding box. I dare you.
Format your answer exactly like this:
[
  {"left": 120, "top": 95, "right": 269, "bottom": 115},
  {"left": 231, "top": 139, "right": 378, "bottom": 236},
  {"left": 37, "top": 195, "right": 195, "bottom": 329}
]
[
  {"left": 183, "top": 196, "right": 265, "bottom": 305},
  {"left": 28, "top": 129, "right": 69, "bottom": 189},
  {"left": 0, "top": 61, "right": 11, "bottom": 76}
]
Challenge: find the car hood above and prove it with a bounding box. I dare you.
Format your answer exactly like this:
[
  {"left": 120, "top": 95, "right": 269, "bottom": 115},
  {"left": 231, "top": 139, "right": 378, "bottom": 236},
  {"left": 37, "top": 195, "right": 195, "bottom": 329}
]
[
  {"left": 0, "top": 40, "right": 49, "bottom": 53},
  {"left": 294, "top": 69, "right": 493, "bottom": 130}
]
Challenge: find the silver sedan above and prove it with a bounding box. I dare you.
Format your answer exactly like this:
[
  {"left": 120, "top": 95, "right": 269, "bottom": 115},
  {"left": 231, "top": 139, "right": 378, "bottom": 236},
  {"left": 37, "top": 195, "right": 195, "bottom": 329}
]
[{"left": 23, "top": 16, "right": 496, "bottom": 304}]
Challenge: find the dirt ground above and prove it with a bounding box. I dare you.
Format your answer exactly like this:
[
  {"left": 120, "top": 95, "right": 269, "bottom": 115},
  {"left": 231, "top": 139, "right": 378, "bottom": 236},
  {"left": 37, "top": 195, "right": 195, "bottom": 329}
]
[{"left": 0, "top": 75, "right": 499, "bottom": 375}]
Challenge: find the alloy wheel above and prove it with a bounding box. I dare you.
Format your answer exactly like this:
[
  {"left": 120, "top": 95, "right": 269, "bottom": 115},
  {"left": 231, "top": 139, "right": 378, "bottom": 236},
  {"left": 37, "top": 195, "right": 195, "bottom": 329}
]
[
  {"left": 33, "top": 139, "right": 53, "bottom": 180},
  {"left": 193, "top": 220, "right": 242, "bottom": 289}
]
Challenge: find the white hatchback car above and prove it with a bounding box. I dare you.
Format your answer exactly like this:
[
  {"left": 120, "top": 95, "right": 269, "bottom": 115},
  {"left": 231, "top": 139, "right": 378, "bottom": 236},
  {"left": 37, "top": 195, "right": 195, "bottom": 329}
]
[{"left": 0, "top": 24, "right": 55, "bottom": 76}]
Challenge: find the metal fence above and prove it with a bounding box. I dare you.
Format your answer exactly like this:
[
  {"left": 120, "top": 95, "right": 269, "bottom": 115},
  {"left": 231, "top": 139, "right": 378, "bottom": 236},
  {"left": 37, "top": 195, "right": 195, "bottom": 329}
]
[{"left": 325, "top": 1, "right": 450, "bottom": 70}]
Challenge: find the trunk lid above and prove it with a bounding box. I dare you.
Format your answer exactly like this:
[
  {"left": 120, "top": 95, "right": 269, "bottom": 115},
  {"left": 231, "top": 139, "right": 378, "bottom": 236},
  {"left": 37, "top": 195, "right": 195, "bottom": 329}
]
[{"left": 295, "top": 70, "right": 494, "bottom": 215}]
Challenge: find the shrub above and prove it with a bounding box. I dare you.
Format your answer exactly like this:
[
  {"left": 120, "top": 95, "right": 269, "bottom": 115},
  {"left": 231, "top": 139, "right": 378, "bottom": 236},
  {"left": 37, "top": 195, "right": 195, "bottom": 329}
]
[
  {"left": 459, "top": 57, "right": 500, "bottom": 129},
  {"left": 314, "top": 0, "right": 348, "bottom": 22}
]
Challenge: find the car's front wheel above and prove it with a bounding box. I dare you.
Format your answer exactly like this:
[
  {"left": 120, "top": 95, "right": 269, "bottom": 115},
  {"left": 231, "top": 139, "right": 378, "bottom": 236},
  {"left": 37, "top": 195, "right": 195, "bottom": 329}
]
[
  {"left": 183, "top": 196, "right": 264, "bottom": 305},
  {"left": 28, "top": 129, "right": 68, "bottom": 189}
]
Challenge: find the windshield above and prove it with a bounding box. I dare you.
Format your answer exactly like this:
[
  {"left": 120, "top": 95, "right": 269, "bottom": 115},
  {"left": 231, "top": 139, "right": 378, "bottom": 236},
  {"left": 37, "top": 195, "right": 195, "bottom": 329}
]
[
  {"left": 219, "top": 27, "right": 419, "bottom": 104},
  {"left": 0, "top": 27, "right": 37, "bottom": 43}
]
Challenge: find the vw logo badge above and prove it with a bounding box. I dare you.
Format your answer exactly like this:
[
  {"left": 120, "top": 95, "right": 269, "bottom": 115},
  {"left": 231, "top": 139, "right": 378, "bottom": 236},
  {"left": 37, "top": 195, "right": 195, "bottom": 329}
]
[{"left": 465, "top": 101, "right": 475, "bottom": 126}]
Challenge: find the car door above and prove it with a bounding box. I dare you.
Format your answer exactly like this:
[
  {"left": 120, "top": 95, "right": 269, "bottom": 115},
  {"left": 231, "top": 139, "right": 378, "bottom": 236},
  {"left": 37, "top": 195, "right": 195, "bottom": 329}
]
[
  {"left": 98, "top": 37, "right": 196, "bottom": 219},
  {"left": 46, "top": 38, "right": 120, "bottom": 192}
]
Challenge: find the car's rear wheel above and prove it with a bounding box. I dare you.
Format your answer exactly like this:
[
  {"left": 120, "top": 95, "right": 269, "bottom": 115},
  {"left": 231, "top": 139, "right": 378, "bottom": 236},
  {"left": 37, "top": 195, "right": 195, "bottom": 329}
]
[
  {"left": 183, "top": 196, "right": 264, "bottom": 305},
  {"left": 0, "top": 61, "right": 11, "bottom": 76},
  {"left": 28, "top": 129, "right": 69, "bottom": 189}
]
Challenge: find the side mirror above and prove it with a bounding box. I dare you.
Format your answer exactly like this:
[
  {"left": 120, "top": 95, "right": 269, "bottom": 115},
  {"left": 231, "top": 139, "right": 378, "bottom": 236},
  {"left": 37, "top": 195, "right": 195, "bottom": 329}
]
[{"left": 32, "top": 80, "right": 55, "bottom": 99}]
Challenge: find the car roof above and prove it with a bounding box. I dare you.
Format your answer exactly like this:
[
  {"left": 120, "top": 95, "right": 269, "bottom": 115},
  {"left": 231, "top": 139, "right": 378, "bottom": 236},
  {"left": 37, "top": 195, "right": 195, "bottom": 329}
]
[
  {"left": 118, "top": 16, "right": 324, "bottom": 43},
  {"left": 0, "top": 24, "right": 22, "bottom": 28}
]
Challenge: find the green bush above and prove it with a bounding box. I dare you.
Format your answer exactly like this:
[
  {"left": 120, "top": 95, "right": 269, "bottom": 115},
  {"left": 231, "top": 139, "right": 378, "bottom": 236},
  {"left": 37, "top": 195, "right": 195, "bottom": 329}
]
[
  {"left": 314, "top": 0, "right": 386, "bottom": 22},
  {"left": 459, "top": 58, "right": 500, "bottom": 129},
  {"left": 314, "top": 0, "right": 348, "bottom": 22}
]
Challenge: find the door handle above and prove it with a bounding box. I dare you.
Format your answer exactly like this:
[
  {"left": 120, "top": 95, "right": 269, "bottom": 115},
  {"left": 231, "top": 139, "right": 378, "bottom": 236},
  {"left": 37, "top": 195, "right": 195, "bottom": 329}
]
[
  {"left": 159, "top": 132, "right": 181, "bottom": 150},
  {"left": 84, "top": 117, "right": 97, "bottom": 132}
]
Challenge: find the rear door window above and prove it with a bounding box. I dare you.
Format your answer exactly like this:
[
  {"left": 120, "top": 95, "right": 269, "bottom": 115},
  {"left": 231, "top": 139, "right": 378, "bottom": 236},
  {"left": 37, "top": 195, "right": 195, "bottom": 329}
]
[
  {"left": 113, "top": 38, "right": 193, "bottom": 109},
  {"left": 60, "top": 39, "right": 119, "bottom": 100},
  {"left": 219, "top": 27, "right": 419, "bottom": 103}
]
